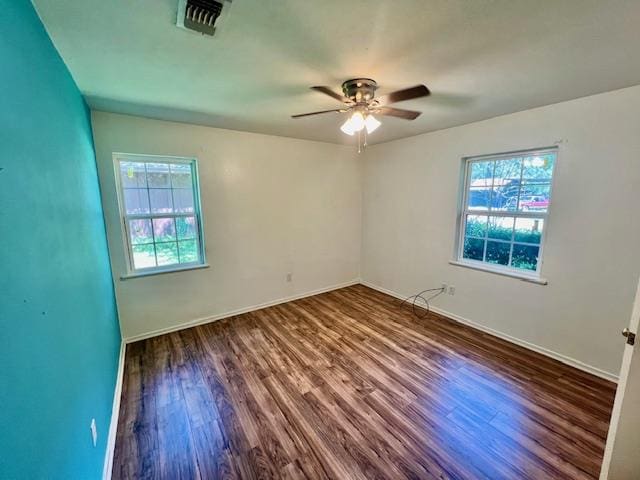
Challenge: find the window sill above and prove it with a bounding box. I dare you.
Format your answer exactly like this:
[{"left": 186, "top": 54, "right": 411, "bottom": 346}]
[
  {"left": 449, "top": 260, "right": 548, "bottom": 285},
  {"left": 120, "top": 263, "right": 209, "bottom": 280}
]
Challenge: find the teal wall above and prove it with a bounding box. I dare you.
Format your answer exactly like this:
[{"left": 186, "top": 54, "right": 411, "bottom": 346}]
[{"left": 0, "top": 1, "right": 122, "bottom": 478}]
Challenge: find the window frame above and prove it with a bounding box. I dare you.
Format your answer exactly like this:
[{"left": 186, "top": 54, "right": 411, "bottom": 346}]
[
  {"left": 113, "top": 153, "right": 207, "bottom": 278},
  {"left": 454, "top": 147, "right": 558, "bottom": 282}
]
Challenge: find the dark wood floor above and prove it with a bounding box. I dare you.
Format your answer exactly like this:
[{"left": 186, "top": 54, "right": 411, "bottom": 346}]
[{"left": 113, "top": 284, "right": 616, "bottom": 480}]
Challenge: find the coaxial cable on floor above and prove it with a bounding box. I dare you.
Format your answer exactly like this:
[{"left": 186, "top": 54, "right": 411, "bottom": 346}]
[{"left": 398, "top": 287, "right": 445, "bottom": 319}]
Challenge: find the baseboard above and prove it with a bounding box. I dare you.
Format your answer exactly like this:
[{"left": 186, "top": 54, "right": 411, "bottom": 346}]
[
  {"left": 124, "top": 279, "right": 361, "bottom": 343},
  {"left": 360, "top": 280, "right": 619, "bottom": 383},
  {"left": 102, "top": 341, "right": 126, "bottom": 480}
]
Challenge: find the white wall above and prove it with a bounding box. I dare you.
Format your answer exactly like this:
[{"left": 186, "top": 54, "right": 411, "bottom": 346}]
[
  {"left": 361, "top": 86, "right": 640, "bottom": 378},
  {"left": 92, "top": 112, "right": 361, "bottom": 340}
]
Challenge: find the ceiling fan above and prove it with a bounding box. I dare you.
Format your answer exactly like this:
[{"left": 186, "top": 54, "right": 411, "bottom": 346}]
[{"left": 292, "top": 78, "right": 430, "bottom": 150}]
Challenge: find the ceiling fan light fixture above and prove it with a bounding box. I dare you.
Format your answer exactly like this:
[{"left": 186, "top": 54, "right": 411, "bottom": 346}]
[
  {"left": 340, "top": 111, "right": 366, "bottom": 136},
  {"left": 350, "top": 111, "right": 365, "bottom": 132},
  {"left": 340, "top": 117, "right": 356, "bottom": 136},
  {"left": 365, "top": 114, "right": 381, "bottom": 134}
]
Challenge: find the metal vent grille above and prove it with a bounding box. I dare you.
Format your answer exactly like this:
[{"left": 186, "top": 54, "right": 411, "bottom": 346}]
[{"left": 181, "top": 0, "right": 224, "bottom": 36}]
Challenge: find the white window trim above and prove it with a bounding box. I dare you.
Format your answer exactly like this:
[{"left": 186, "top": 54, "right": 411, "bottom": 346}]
[
  {"left": 113, "top": 153, "right": 208, "bottom": 279},
  {"left": 454, "top": 147, "right": 558, "bottom": 283}
]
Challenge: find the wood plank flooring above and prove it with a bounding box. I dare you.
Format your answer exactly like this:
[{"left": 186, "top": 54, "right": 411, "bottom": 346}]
[{"left": 112, "top": 284, "right": 616, "bottom": 480}]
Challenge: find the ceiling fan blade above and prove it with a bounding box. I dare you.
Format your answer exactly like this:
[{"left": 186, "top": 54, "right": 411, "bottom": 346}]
[
  {"left": 310, "top": 86, "right": 351, "bottom": 103},
  {"left": 377, "top": 85, "right": 431, "bottom": 105},
  {"left": 376, "top": 107, "right": 422, "bottom": 120},
  {"left": 291, "top": 108, "right": 344, "bottom": 119}
]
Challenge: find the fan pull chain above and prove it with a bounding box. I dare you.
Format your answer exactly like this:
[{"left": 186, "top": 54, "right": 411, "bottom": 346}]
[{"left": 357, "top": 128, "right": 368, "bottom": 154}]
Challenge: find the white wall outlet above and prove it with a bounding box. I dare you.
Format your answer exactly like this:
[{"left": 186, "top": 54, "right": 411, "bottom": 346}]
[
  {"left": 441, "top": 283, "right": 448, "bottom": 292},
  {"left": 90, "top": 418, "right": 97, "bottom": 447},
  {"left": 286, "top": 273, "right": 292, "bottom": 282},
  {"left": 448, "top": 285, "right": 456, "bottom": 296}
]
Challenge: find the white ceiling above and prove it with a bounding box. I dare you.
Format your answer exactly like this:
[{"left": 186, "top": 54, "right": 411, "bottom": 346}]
[{"left": 34, "top": 0, "right": 640, "bottom": 145}]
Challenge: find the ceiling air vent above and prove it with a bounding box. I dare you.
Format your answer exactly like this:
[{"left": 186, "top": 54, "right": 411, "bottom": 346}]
[{"left": 176, "top": 0, "right": 231, "bottom": 36}]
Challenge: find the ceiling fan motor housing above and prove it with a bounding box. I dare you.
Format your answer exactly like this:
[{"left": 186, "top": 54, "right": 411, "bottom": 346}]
[
  {"left": 292, "top": 80, "right": 428, "bottom": 122},
  {"left": 342, "top": 78, "right": 378, "bottom": 103}
]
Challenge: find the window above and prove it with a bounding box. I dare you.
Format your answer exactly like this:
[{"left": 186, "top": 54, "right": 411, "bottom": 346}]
[
  {"left": 114, "top": 154, "right": 205, "bottom": 275},
  {"left": 456, "top": 148, "right": 557, "bottom": 278}
]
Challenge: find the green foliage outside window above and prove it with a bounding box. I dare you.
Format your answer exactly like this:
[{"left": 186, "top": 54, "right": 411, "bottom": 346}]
[{"left": 463, "top": 218, "right": 540, "bottom": 271}]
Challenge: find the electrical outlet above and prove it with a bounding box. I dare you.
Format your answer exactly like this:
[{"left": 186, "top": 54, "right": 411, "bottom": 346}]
[
  {"left": 448, "top": 285, "right": 456, "bottom": 296},
  {"left": 286, "top": 273, "right": 293, "bottom": 282},
  {"left": 90, "top": 418, "right": 97, "bottom": 447},
  {"left": 441, "top": 283, "right": 448, "bottom": 292}
]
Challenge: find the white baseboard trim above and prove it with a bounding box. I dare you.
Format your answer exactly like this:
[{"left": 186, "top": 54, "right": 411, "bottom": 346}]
[
  {"left": 360, "top": 280, "right": 619, "bottom": 383},
  {"left": 124, "top": 279, "right": 361, "bottom": 344},
  {"left": 103, "top": 341, "right": 126, "bottom": 480}
]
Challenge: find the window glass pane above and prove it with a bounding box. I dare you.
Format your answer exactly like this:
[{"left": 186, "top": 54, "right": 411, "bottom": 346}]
[
  {"left": 492, "top": 158, "right": 522, "bottom": 211},
  {"left": 176, "top": 216, "right": 197, "bottom": 239},
  {"left": 487, "top": 216, "right": 514, "bottom": 241},
  {"left": 178, "top": 240, "right": 198, "bottom": 263},
  {"left": 129, "top": 219, "right": 153, "bottom": 245},
  {"left": 146, "top": 163, "right": 171, "bottom": 188},
  {"left": 469, "top": 161, "right": 494, "bottom": 186},
  {"left": 463, "top": 237, "right": 485, "bottom": 261},
  {"left": 149, "top": 188, "right": 174, "bottom": 213},
  {"left": 152, "top": 218, "right": 176, "bottom": 242},
  {"left": 518, "top": 184, "right": 550, "bottom": 212},
  {"left": 173, "top": 188, "right": 194, "bottom": 213},
  {"left": 467, "top": 187, "right": 492, "bottom": 211},
  {"left": 120, "top": 162, "right": 147, "bottom": 188},
  {"left": 468, "top": 160, "right": 494, "bottom": 210},
  {"left": 132, "top": 244, "right": 156, "bottom": 269},
  {"left": 522, "top": 154, "right": 554, "bottom": 183},
  {"left": 486, "top": 241, "right": 510, "bottom": 266},
  {"left": 493, "top": 157, "right": 523, "bottom": 183},
  {"left": 514, "top": 218, "right": 544, "bottom": 244},
  {"left": 155, "top": 242, "right": 179, "bottom": 266},
  {"left": 170, "top": 163, "right": 193, "bottom": 188},
  {"left": 465, "top": 215, "right": 487, "bottom": 238},
  {"left": 512, "top": 244, "right": 540, "bottom": 271},
  {"left": 123, "top": 188, "right": 150, "bottom": 214}
]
